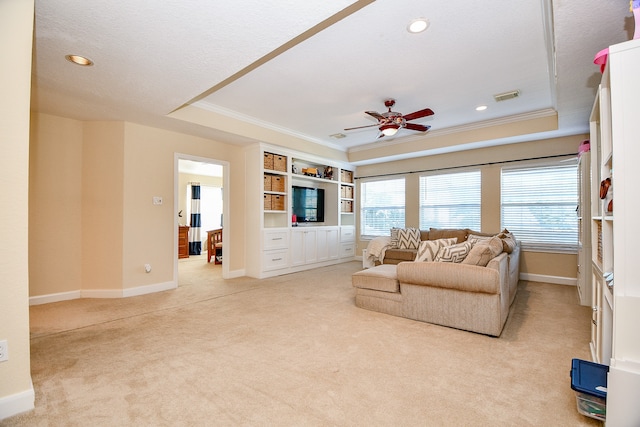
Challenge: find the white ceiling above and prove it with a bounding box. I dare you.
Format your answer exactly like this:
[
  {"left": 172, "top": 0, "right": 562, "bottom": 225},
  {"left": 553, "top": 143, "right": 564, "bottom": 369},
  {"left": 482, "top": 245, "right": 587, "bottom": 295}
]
[{"left": 31, "top": 0, "right": 632, "bottom": 164}]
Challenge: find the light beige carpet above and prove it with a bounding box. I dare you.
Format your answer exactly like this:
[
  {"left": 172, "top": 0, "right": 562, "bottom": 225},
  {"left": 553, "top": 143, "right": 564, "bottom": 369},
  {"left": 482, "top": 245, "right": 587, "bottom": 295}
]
[{"left": 6, "top": 258, "right": 600, "bottom": 426}]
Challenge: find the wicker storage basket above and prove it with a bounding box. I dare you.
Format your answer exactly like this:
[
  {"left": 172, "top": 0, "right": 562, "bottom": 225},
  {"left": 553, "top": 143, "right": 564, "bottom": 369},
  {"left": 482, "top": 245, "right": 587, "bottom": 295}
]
[
  {"left": 272, "top": 194, "right": 285, "bottom": 211},
  {"left": 264, "top": 194, "right": 272, "bottom": 210},
  {"left": 263, "top": 174, "right": 272, "bottom": 191},
  {"left": 263, "top": 152, "right": 274, "bottom": 170},
  {"left": 271, "top": 175, "right": 285, "bottom": 192},
  {"left": 273, "top": 154, "right": 287, "bottom": 172}
]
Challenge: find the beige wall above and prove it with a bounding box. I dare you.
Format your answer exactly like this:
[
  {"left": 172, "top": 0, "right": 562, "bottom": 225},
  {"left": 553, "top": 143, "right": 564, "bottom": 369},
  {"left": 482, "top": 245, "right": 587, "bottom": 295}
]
[
  {"left": 0, "top": 0, "right": 34, "bottom": 415},
  {"left": 82, "top": 121, "right": 125, "bottom": 292},
  {"left": 29, "top": 114, "right": 84, "bottom": 296},
  {"left": 28, "top": 116, "right": 248, "bottom": 297},
  {"left": 355, "top": 135, "right": 587, "bottom": 279}
]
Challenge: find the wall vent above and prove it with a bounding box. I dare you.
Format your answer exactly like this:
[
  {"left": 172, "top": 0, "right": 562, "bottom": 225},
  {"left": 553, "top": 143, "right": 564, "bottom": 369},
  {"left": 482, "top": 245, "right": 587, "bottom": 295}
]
[{"left": 493, "top": 90, "right": 521, "bottom": 102}]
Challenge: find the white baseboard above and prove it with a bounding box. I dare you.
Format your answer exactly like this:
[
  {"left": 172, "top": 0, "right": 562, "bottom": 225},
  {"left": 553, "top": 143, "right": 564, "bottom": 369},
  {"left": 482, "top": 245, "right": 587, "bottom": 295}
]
[
  {"left": 122, "top": 281, "right": 176, "bottom": 298},
  {"left": 226, "top": 269, "right": 245, "bottom": 279},
  {"left": 30, "top": 281, "right": 178, "bottom": 305},
  {"left": 520, "top": 273, "right": 576, "bottom": 286},
  {"left": 29, "top": 290, "right": 82, "bottom": 306},
  {"left": 0, "top": 383, "right": 34, "bottom": 421}
]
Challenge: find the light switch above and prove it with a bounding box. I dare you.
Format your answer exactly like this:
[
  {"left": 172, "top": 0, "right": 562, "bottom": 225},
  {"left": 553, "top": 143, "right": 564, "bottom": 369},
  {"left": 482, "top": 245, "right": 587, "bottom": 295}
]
[{"left": 153, "top": 196, "right": 163, "bottom": 205}]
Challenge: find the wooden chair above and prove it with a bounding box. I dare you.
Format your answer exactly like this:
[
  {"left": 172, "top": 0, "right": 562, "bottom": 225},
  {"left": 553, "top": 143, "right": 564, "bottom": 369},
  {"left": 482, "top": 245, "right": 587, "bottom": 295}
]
[{"left": 207, "top": 228, "right": 223, "bottom": 264}]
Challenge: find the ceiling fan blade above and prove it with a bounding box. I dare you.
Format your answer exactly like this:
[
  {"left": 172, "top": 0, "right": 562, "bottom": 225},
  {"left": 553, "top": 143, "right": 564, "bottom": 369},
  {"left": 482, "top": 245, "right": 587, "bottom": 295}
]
[
  {"left": 344, "top": 123, "right": 380, "bottom": 131},
  {"left": 402, "top": 108, "right": 434, "bottom": 121},
  {"left": 365, "top": 111, "right": 385, "bottom": 121},
  {"left": 405, "top": 123, "right": 431, "bottom": 132}
]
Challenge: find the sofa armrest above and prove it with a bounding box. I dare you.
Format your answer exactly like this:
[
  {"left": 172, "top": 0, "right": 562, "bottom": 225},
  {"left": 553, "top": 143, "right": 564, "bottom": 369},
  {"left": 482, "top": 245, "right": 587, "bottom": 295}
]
[{"left": 397, "top": 253, "right": 509, "bottom": 295}]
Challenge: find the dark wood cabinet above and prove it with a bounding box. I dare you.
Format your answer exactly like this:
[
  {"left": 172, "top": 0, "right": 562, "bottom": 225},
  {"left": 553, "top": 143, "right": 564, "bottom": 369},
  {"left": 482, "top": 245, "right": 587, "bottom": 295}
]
[{"left": 178, "top": 226, "right": 189, "bottom": 259}]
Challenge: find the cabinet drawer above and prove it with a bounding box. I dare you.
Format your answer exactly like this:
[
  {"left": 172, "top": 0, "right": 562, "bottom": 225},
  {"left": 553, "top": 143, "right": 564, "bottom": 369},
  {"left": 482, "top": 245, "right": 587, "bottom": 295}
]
[
  {"left": 340, "top": 226, "right": 356, "bottom": 243},
  {"left": 264, "top": 230, "right": 289, "bottom": 250},
  {"left": 263, "top": 249, "right": 289, "bottom": 271},
  {"left": 340, "top": 244, "right": 356, "bottom": 258}
]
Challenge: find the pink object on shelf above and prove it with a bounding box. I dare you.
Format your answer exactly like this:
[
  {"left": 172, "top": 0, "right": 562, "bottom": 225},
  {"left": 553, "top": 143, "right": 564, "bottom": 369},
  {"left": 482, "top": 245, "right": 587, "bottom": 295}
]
[
  {"left": 594, "top": 48, "right": 609, "bottom": 73},
  {"left": 578, "top": 139, "right": 590, "bottom": 156}
]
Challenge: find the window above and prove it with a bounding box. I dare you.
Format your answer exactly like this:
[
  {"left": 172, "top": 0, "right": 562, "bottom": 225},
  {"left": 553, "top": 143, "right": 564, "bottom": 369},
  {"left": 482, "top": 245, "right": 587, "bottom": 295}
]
[
  {"left": 419, "top": 170, "right": 481, "bottom": 230},
  {"left": 501, "top": 163, "right": 578, "bottom": 251},
  {"left": 360, "top": 178, "right": 405, "bottom": 237}
]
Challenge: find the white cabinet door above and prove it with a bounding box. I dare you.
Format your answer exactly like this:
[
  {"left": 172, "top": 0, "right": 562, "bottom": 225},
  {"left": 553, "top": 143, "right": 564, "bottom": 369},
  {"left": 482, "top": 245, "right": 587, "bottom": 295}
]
[
  {"left": 316, "top": 227, "right": 339, "bottom": 262},
  {"left": 327, "top": 228, "right": 339, "bottom": 260},
  {"left": 291, "top": 229, "right": 317, "bottom": 266}
]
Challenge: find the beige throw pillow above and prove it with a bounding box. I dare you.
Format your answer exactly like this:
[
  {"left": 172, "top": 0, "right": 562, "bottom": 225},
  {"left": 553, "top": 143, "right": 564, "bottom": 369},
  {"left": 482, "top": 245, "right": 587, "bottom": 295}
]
[
  {"left": 467, "top": 234, "right": 493, "bottom": 246},
  {"left": 435, "top": 241, "right": 473, "bottom": 263},
  {"left": 415, "top": 238, "right": 457, "bottom": 262},
  {"left": 462, "top": 236, "right": 504, "bottom": 266}
]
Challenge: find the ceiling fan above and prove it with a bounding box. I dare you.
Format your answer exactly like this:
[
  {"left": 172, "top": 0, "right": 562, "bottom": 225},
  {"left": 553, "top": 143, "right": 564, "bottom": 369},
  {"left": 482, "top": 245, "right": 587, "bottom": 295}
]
[{"left": 344, "top": 99, "right": 434, "bottom": 138}]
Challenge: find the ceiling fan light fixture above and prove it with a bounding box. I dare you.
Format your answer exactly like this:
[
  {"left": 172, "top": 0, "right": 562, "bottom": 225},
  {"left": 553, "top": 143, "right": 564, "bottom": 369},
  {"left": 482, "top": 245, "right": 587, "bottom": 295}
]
[
  {"left": 407, "top": 18, "right": 430, "bottom": 34},
  {"left": 380, "top": 124, "right": 399, "bottom": 136},
  {"left": 65, "top": 54, "right": 94, "bottom": 66}
]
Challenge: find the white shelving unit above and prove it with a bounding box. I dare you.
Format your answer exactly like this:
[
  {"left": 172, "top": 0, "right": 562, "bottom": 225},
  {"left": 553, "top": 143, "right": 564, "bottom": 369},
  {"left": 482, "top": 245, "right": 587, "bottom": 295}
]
[
  {"left": 245, "top": 143, "right": 357, "bottom": 278},
  {"left": 576, "top": 150, "right": 592, "bottom": 306},
  {"left": 588, "top": 38, "right": 640, "bottom": 425}
]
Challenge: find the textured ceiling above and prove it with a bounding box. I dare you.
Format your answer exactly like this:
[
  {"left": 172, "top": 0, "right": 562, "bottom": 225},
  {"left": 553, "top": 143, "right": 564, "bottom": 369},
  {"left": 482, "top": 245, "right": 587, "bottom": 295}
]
[{"left": 31, "top": 0, "right": 632, "bottom": 164}]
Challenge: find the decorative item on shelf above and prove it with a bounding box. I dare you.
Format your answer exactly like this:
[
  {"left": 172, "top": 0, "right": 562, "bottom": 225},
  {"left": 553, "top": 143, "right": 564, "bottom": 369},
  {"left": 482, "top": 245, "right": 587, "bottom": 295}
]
[
  {"left": 600, "top": 177, "right": 613, "bottom": 213},
  {"left": 324, "top": 166, "right": 333, "bottom": 180},
  {"left": 594, "top": 2, "right": 640, "bottom": 72},
  {"left": 302, "top": 167, "right": 318, "bottom": 177},
  {"left": 292, "top": 164, "right": 298, "bottom": 174},
  {"left": 578, "top": 139, "right": 590, "bottom": 157},
  {"left": 292, "top": 214, "right": 298, "bottom": 227},
  {"left": 600, "top": 177, "right": 611, "bottom": 199}
]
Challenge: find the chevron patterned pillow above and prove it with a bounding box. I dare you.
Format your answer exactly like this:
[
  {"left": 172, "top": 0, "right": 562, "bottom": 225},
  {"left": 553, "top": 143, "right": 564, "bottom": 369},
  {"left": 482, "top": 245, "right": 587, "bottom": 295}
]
[
  {"left": 390, "top": 227, "right": 401, "bottom": 248},
  {"left": 397, "top": 227, "right": 421, "bottom": 249},
  {"left": 435, "top": 241, "right": 473, "bottom": 263},
  {"left": 415, "top": 238, "right": 457, "bottom": 262}
]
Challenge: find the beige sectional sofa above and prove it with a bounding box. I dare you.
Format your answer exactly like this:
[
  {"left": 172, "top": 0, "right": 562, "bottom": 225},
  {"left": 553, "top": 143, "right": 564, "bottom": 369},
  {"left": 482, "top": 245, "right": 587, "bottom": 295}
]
[{"left": 353, "top": 228, "right": 520, "bottom": 336}]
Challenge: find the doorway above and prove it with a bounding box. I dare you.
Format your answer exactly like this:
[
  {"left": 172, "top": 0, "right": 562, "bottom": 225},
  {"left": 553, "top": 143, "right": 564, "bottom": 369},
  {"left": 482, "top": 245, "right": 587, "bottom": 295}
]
[{"left": 175, "top": 154, "right": 230, "bottom": 281}]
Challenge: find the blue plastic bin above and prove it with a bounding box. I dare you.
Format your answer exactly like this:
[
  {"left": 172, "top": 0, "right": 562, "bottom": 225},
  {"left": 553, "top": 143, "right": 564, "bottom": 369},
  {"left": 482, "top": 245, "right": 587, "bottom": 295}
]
[{"left": 570, "top": 358, "right": 608, "bottom": 421}]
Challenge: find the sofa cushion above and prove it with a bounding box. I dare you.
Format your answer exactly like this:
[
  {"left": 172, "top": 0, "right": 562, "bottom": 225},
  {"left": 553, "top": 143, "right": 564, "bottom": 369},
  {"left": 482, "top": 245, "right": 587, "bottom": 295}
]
[
  {"left": 462, "top": 236, "right": 504, "bottom": 266},
  {"left": 497, "top": 231, "right": 517, "bottom": 254},
  {"left": 396, "top": 227, "right": 421, "bottom": 249},
  {"left": 415, "top": 238, "right": 457, "bottom": 262},
  {"left": 352, "top": 265, "right": 399, "bottom": 293},
  {"left": 467, "top": 234, "right": 493, "bottom": 246},
  {"left": 383, "top": 248, "right": 417, "bottom": 262},
  {"left": 429, "top": 228, "right": 469, "bottom": 243},
  {"left": 435, "top": 241, "right": 473, "bottom": 263}
]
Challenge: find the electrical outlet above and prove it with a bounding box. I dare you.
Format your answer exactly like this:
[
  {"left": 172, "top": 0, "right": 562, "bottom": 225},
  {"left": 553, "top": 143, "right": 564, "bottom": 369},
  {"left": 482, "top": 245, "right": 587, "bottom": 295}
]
[{"left": 0, "top": 340, "right": 8, "bottom": 362}]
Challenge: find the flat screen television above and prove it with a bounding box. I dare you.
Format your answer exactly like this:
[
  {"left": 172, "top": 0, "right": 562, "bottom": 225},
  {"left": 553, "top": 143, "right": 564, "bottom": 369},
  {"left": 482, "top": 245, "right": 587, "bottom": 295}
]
[{"left": 292, "top": 186, "right": 324, "bottom": 223}]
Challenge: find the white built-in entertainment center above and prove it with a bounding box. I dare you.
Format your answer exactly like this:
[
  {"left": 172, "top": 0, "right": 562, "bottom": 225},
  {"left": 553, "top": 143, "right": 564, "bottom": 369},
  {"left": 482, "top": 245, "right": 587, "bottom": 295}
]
[{"left": 245, "top": 144, "right": 356, "bottom": 278}]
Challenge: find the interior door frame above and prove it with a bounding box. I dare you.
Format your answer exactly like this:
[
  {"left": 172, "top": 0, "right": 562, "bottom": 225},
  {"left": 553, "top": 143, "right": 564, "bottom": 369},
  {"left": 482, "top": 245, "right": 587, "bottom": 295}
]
[{"left": 174, "top": 153, "right": 230, "bottom": 280}]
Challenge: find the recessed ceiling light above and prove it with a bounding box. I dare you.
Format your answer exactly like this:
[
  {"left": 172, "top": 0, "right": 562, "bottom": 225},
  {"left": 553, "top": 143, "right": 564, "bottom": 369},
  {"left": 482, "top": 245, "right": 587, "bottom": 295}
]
[
  {"left": 330, "top": 133, "right": 346, "bottom": 139},
  {"left": 65, "top": 54, "right": 94, "bottom": 66},
  {"left": 407, "top": 18, "right": 430, "bottom": 34},
  {"left": 476, "top": 105, "right": 488, "bottom": 111}
]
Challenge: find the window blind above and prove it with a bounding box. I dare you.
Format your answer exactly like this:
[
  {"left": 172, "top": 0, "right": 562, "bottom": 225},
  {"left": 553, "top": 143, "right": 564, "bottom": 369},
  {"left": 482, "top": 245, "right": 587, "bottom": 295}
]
[
  {"left": 360, "top": 178, "right": 405, "bottom": 237},
  {"left": 501, "top": 163, "right": 578, "bottom": 251},
  {"left": 419, "top": 170, "right": 481, "bottom": 230}
]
